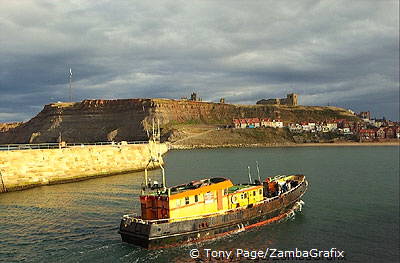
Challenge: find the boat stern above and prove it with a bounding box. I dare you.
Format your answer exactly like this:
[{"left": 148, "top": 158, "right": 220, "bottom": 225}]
[{"left": 119, "top": 215, "right": 152, "bottom": 248}]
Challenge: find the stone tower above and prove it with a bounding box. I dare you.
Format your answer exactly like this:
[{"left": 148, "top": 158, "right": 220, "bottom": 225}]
[
  {"left": 190, "top": 92, "right": 197, "bottom": 101},
  {"left": 286, "top": 93, "right": 298, "bottom": 106}
]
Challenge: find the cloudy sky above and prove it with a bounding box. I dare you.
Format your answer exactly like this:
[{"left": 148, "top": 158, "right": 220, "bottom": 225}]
[{"left": 0, "top": 0, "right": 399, "bottom": 122}]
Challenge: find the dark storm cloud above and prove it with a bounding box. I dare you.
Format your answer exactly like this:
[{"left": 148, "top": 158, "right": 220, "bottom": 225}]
[{"left": 0, "top": 0, "right": 398, "bottom": 122}]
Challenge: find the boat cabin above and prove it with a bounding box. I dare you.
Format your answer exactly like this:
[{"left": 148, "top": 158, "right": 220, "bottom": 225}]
[{"left": 139, "top": 177, "right": 264, "bottom": 221}]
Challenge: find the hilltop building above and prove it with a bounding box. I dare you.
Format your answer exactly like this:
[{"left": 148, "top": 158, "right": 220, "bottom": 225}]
[
  {"left": 180, "top": 92, "right": 202, "bottom": 102},
  {"left": 256, "top": 93, "right": 298, "bottom": 106},
  {"left": 357, "top": 111, "right": 371, "bottom": 120},
  {"left": 190, "top": 92, "right": 202, "bottom": 102}
]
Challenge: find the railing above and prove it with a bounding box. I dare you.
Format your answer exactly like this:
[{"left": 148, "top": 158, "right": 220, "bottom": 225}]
[
  {"left": 122, "top": 210, "right": 229, "bottom": 225},
  {"left": 0, "top": 141, "right": 149, "bottom": 151}
]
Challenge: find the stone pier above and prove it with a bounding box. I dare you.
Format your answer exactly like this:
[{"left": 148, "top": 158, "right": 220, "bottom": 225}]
[{"left": 0, "top": 142, "right": 168, "bottom": 193}]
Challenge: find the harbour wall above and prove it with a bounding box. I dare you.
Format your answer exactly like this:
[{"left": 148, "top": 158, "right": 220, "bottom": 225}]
[{"left": 0, "top": 142, "right": 168, "bottom": 193}]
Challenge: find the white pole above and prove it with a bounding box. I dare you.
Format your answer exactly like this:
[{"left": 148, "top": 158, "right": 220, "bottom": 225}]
[
  {"left": 144, "top": 167, "right": 148, "bottom": 188},
  {"left": 160, "top": 163, "right": 166, "bottom": 191},
  {"left": 152, "top": 118, "right": 155, "bottom": 142},
  {"left": 248, "top": 166, "right": 252, "bottom": 184},
  {"left": 69, "top": 68, "right": 72, "bottom": 101},
  {"left": 256, "top": 161, "right": 261, "bottom": 183},
  {"left": 157, "top": 118, "right": 160, "bottom": 141}
]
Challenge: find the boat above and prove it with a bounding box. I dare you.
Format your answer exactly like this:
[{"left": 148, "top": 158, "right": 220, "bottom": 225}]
[
  {"left": 118, "top": 166, "right": 308, "bottom": 249},
  {"left": 118, "top": 123, "right": 308, "bottom": 249}
]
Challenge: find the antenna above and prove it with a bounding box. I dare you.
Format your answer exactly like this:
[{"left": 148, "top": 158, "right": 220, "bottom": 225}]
[
  {"left": 157, "top": 118, "right": 161, "bottom": 158},
  {"left": 69, "top": 68, "right": 73, "bottom": 101},
  {"left": 152, "top": 118, "right": 155, "bottom": 142},
  {"left": 157, "top": 118, "right": 160, "bottom": 141},
  {"left": 256, "top": 161, "right": 261, "bottom": 183},
  {"left": 142, "top": 118, "right": 166, "bottom": 193},
  {"left": 247, "top": 166, "right": 252, "bottom": 184}
]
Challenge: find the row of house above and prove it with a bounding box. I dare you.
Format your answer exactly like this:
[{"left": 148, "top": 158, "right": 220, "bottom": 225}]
[
  {"left": 232, "top": 117, "right": 400, "bottom": 141},
  {"left": 290, "top": 119, "right": 382, "bottom": 135},
  {"left": 232, "top": 118, "right": 284, "bottom": 129},
  {"left": 359, "top": 127, "right": 400, "bottom": 141},
  {"left": 288, "top": 121, "right": 341, "bottom": 133},
  {"left": 233, "top": 118, "right": 352, "bottom": 133}
]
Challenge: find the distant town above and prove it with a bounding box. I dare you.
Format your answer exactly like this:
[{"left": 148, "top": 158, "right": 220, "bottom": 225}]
[
  {"left": 228, "top": 93, "right": 400, "bottom": 143},
  {"left": 232, "top": 113, "right": 400, "bottom": 142}
]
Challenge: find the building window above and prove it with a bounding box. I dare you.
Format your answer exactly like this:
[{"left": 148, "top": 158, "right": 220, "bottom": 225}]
[
  {"left": 185, "top": 196, "right": 189, "bottom": 205},
  {"left": 195, "top": 195, "right": 198, "bottom": 202}
]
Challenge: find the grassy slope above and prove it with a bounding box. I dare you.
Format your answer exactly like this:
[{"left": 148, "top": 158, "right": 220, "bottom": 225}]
[
  {"left": 167, "top": 126, "right": 296, "bottom": 146},
  {"left": 162, "top": 104, "right": 360, "bottom": 146}
]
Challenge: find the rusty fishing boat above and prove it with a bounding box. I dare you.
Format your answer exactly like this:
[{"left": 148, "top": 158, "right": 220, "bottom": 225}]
[
  {"left": 119, "top": 159, "right": 308, "bottom": 248},
  {"left": 119, "top": 122, "right": 308, "bottom": 248}
]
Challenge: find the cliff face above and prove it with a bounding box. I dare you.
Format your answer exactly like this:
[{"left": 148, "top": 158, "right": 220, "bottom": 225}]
[
  {"left": 151, "top": 99, "right": 357, "bottom": 125},
  {"left": 0, "top": 122, "right": 22, "bottom": 132},
  {"left": 0, "top": 98, "right": 358, "bottom": 144},
  {"left": 0, "top": 99, "right": 152, "bottom": 144}
]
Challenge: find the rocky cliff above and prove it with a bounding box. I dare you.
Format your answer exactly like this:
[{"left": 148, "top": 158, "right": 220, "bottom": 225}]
[
  {"left": 0, "top": 122, "right": 22, "bottom": 132},
  {"left": 0, "top": 98, "right": 358, "bottom": 144}
]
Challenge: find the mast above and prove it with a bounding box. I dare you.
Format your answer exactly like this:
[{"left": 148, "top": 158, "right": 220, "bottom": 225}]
[
  {"left": 143, "top": 118, "right": 166, "bottom": 192},
  {"left": 157, "top": 118, "right": 166, "bottom": 191},
  {"left": 248, "top": 166, "right": 252, "bottom": 184},
  {"left": 256, "top": 161, "right": 261, "bottom": 183}
]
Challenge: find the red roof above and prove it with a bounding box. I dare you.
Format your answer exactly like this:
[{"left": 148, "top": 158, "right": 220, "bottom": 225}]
[
  {"left": 359, "top": 129, "right": 375, "bottom": 133},
  {"left": 333, "top": 119, "right": 345, "bottom": 123}
]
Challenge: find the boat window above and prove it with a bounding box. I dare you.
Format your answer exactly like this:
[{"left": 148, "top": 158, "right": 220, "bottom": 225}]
[
  {"left": 253, "top": 191, "right": 256, "bottom": 196},
  {"left": 195, "top": 195, "right": 198, "bottom": 202},
  {"left": 185, "top": 196, "right": 189, "bottom": 205},
  {"left": 223, "top": 188, "right": 228, "bottom": 195},
  {"left": 244, "top": 193, "right": 247, "bottom": 199},
  {"left": 259, "top": 189, "right": 262, "bottom": 195},
  {"left": 210, "top": 178, "right": 226, "bottom": 183},
  {"left": 241, "top": 194, "right": 244, "bottom": 199}
]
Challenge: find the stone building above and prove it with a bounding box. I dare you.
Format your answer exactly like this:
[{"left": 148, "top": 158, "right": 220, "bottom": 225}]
[
  {"left": 357, "top": 111, "right": 371, "bottom": 120},
  {"left": 256, "top": 93, "right": 298, "bottom": 106},
  {"left": 189, "top": 92, "right": 202, "bottom": 102}
]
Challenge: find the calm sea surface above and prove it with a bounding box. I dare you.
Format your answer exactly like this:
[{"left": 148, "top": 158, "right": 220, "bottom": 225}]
[{"left": 0, "top": 146, "right": 399, "bottom": 262}]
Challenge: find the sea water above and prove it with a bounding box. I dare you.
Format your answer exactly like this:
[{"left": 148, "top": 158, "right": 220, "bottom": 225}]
[{"left": 0, "top": 146, "right": 398, "bottom": 262}]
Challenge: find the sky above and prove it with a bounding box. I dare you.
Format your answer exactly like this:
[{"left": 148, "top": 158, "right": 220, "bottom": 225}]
[{"left": 0, "top": 0, "right": 399, "bottom": 122}]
